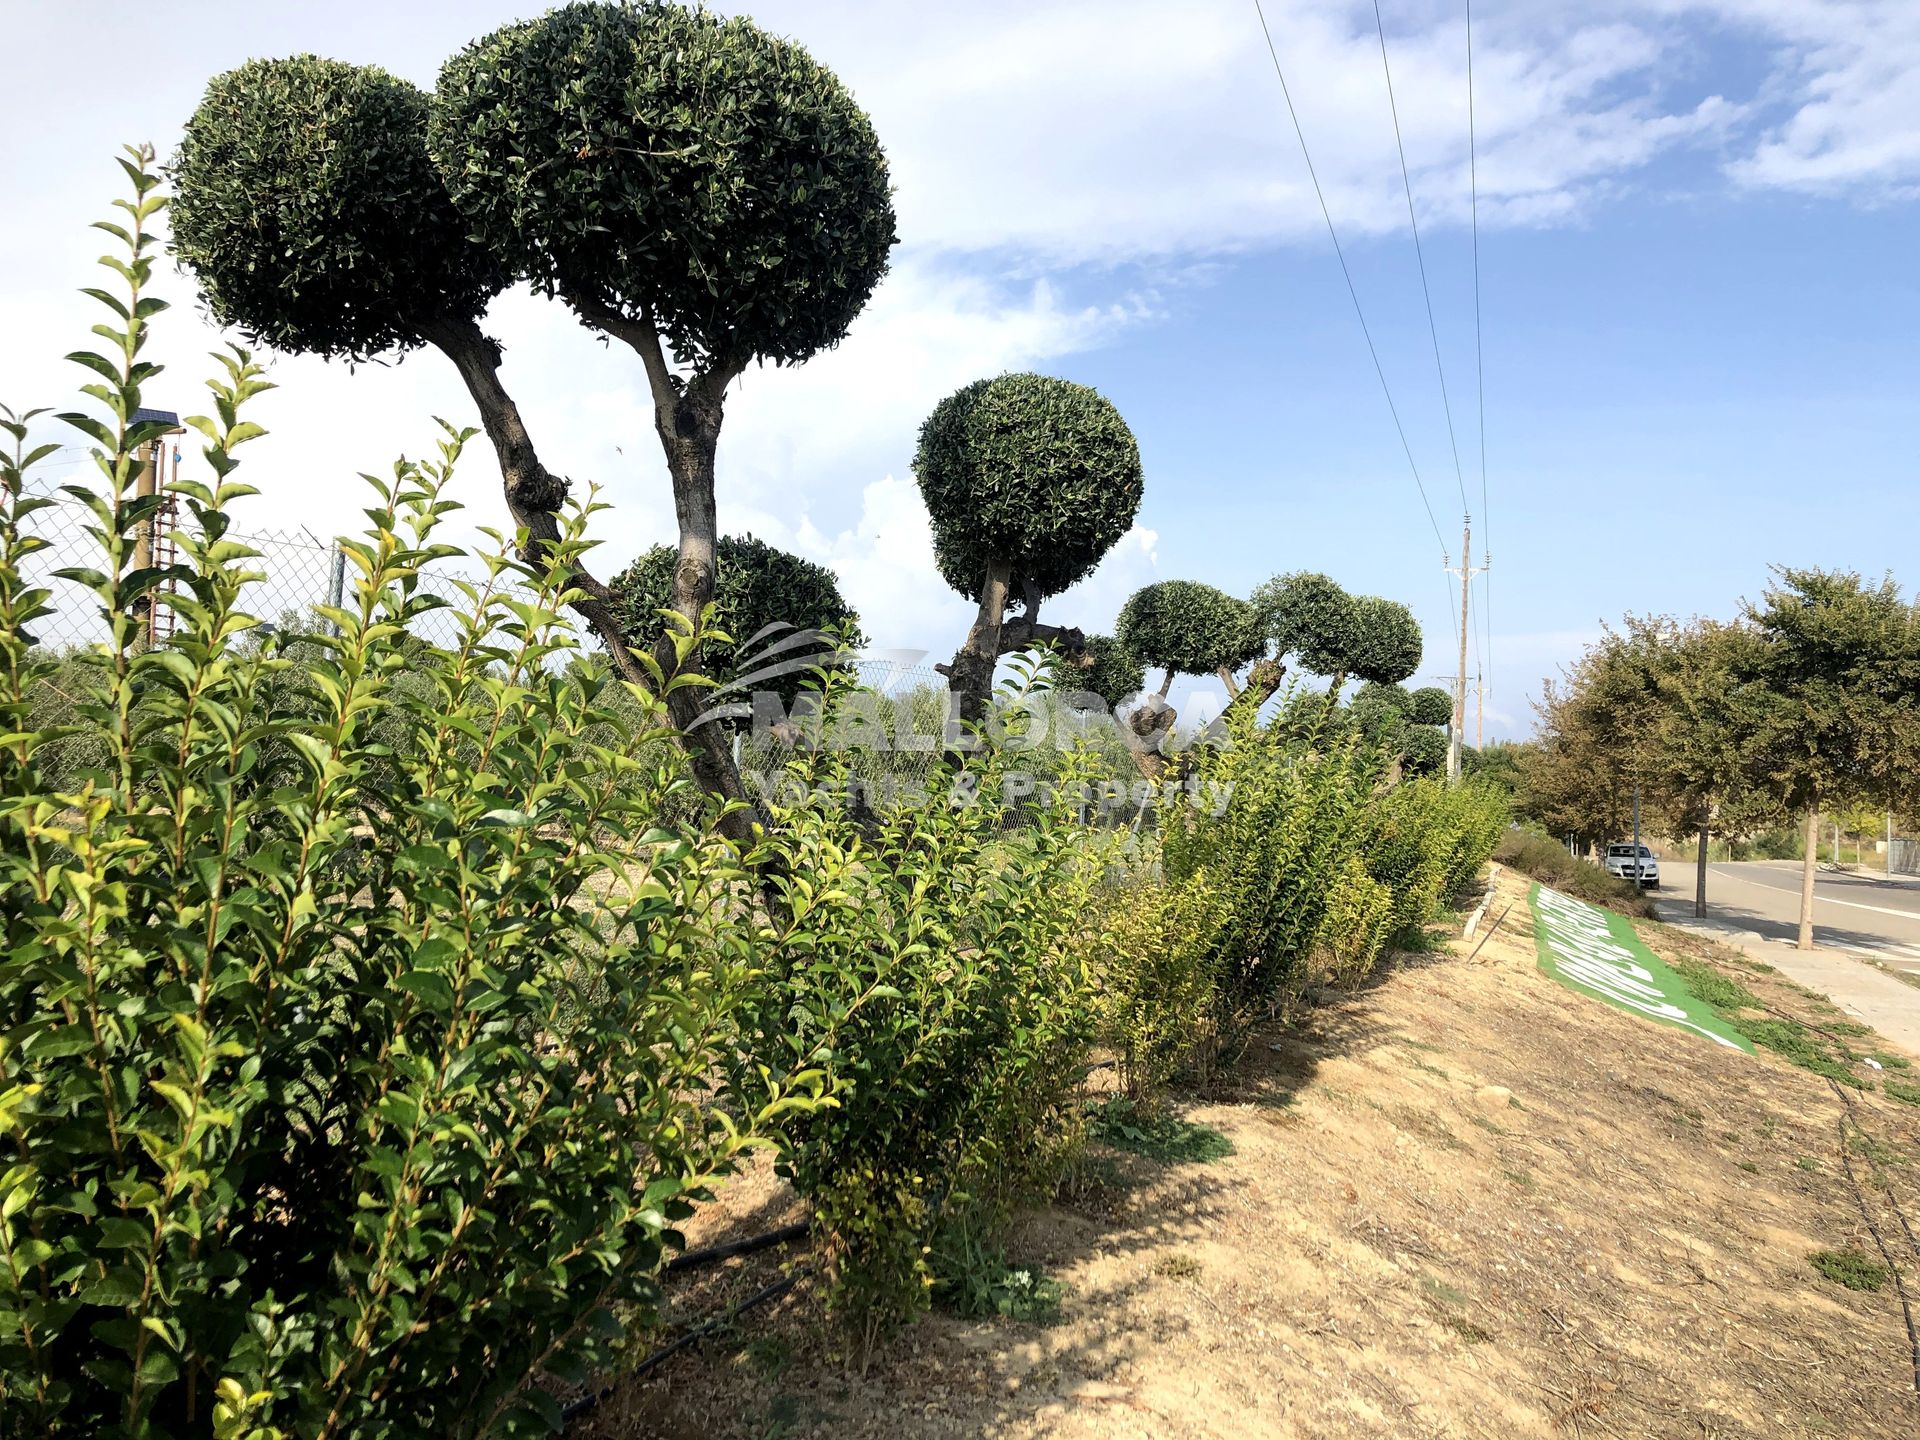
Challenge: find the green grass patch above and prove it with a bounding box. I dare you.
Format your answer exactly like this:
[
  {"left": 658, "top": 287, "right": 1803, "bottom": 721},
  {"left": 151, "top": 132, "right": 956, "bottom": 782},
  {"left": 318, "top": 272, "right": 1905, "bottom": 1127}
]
[
  {"left": 1667, "top": 956, "right": 1870, "bottom": 1085},
  {"left": 1669, "top": 957, "right": 1761, "bottom": 1012},
  {"left": 1086, "top": 1096, "right": 1235, "bottom": 1165},
  {"left": 1847, "top": 1131, "right": 1909, "bottom": 1168},
  {"left": 1730, "top": 1017, "right": 1867, "bottom": 1087},
  {"left": 1419, "top": 1275, "right": 1472, "bottom": 1307},
  {"left": 1809, "top": 1248, "right": 1890, "bottom": 1292},
  {"left": 1872, "top": 1051, "right": 1913, "bottom": 1070},
  {"left": 1885, "top": 1078, "right": 1920, "bottom": 1106}
]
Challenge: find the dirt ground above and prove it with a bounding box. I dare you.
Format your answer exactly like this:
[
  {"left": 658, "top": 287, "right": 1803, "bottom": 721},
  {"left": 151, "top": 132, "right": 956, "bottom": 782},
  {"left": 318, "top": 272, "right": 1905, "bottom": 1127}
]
[{"left": 579, "top": 867, "right": 1920, "bottom": 1439}]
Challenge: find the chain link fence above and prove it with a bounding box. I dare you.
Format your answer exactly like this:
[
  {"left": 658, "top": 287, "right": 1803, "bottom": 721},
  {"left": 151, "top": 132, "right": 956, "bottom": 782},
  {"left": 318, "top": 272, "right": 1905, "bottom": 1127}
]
[
  {"left": 19, "top": 477, "right": 954, "bottom": 698},
  {"left": 19, "top": 481, "right": 539, "bottom": 654},
  {"left": 1892, "top": 839, "right": 1919, "bottom": 877}
]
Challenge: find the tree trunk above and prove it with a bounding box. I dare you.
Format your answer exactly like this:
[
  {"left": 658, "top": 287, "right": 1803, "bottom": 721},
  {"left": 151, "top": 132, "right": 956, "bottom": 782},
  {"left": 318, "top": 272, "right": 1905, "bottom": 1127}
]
[
  {"left": 430, "top": 314, "right": 755, "bottom": 846},
  {"left": 1216, "top": 666, "right": 1241, "bottom": 699},
  {"left": 1694, "top": 819, "right": 1709, "bottom": 919},
  {"left": 1798, "top": 804, "right": 1820, "bottom": 950},
  {"left": 944, "top": 559, "right": 1012, "bottom": 730},
  {"left": 1157, "top": 668, "right": 1174, "bottom": 698},
  {"left": 652, "top": 401, "right": 758, "bottom": 837},
  {"left": 1123, "top": 697, "right": 1173, "bottom": 783}
]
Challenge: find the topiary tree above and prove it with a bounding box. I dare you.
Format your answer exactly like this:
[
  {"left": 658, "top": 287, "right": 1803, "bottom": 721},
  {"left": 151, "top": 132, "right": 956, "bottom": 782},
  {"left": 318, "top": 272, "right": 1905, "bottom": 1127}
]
[
  {"left": 1251, "top": 570, "right": 1421, "bottom": 701},
  {"left": 1346, "top": 595, "right": 1423, "bottom": 688},
  {"left": 1354, "top": 681, "right": 1413, "bottom": 719},
  {"left": 170, "top": 58, "right": 507, "bottom": 362},
  {"left": 432, "top": 2, "right": 897, "bottom": 822},
  {"left": 1251, "top": 570, "right": 1356, "bottom": 682},
  {"left": 168, "top": 56, "right": 722, "bottom": 803},
  {"left": 1115, "top": 580, "right": 1263, "bottom": 697},
  {"left": 1408, "top": 684, "right": 1453, "bottom": 728},
  {"left": 1071, "top": 633, "right": 1146, "bottom": 708},
  {"left": 1402, "top": 724, "right": 1449, "bottom": 778},
  {"left": 913, "top": 372, "right": 1143, "bottom": 722},
  {"left": 610, "top": 533, "right": 860, "bottom": 709}
]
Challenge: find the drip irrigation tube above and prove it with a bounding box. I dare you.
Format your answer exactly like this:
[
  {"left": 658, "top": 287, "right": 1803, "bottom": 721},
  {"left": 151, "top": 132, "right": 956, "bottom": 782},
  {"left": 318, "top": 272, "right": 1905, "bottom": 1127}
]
[
  {"left": 561, "top": 1268, "right": 811, "bottom": 1427},
  {"left": 663, "top": 1220, "right": 808, "bottom": 1275},
  {"left": 1825, "top": 1078, "right": 1920, "bottom": 1395}
]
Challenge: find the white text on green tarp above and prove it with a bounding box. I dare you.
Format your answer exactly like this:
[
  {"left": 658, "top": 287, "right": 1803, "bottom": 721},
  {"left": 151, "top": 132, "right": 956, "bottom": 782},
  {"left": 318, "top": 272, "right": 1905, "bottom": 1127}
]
[{"left": 1530, "top": 885, "right": 1753, "bottom": 1053}]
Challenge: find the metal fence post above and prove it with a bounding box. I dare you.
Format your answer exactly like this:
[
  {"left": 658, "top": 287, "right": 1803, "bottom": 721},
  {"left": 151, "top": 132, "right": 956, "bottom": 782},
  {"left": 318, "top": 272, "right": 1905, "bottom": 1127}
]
[{"left": 326, "top": 543, "right": 346, "bottom": 635}]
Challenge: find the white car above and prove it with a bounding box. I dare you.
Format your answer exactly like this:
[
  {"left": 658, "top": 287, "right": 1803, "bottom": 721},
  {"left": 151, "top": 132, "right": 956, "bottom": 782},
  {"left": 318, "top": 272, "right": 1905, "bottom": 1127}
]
[{"left": 1604, "top": 843, "right": 1660, "bottom": 888}]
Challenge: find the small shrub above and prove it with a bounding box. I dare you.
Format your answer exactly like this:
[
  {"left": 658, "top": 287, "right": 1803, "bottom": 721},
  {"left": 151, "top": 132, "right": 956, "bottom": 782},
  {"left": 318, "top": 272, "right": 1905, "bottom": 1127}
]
[
  {"left": 1885, "top": 1078, "right": 1920, "bottom": 1106},
  {"left": 1809, "top": 1249, "right": 1890, "bottom": 1292},
  {"left": 1494, "top": 825, "right": 1657, "bottom": 917},
  {"left": 744, "top": 662, "right": 1110, "bottom": 1356},
  {"left": 0, "top": 154, "right": 804, "bottom": 1439},
  {"left": 1089, "top": 869, "right": 1228, "bottom": 1096}
]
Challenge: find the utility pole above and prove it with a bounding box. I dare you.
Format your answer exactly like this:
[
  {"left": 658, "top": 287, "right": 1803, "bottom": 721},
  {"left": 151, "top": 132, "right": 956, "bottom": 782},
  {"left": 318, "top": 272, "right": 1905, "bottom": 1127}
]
[
  {"left": 1443, "top": 516, "right": 1483, "bottom": 783},
  {"left": 1631, "top": 778, "right": 1643, "bottom": 894}
]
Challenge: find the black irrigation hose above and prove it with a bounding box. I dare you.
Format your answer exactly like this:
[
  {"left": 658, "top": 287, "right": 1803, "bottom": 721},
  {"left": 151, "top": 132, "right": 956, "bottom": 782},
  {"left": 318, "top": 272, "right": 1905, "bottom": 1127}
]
[
  {"left": 663, "top": 1221, "right": 808, "bottom": 1275},
  {"left": 561, "top": 1268, "right": 811, "bottom": 1428},
  {"left": 1825, "top": 1078, "right": 1920, "bottom": 1395}
]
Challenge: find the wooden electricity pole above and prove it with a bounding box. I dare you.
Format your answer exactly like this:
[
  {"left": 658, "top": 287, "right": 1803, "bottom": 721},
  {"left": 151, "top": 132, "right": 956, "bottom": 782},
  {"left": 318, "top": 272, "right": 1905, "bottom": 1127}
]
[{"left": 1444, "top": 516, "right": 1483, "bottom": 782}]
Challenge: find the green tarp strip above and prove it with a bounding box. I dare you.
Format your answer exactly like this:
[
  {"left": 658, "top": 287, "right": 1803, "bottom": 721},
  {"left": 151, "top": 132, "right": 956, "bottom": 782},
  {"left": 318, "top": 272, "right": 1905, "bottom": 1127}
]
[{"left": 1529, "top": 883, "right": 1754, "bottom": 1054}]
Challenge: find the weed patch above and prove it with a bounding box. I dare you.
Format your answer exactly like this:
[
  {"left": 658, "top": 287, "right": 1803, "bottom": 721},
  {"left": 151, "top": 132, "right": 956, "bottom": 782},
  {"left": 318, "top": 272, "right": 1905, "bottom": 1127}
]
[
  {"left": 933, "top": 1226, "right": 1067, "bottom": 1324},
  {"left": 1669, "top": 958, "right": 1760, "bottom": 1012},
  {"left": 1809, "top": 1249, "right": 1890, "bottom": 1292},
  {"left": 1667, "top": 955, "right": 1869, "bottom": 1086},
  {"left": 1087, "top": 1096, "right": 1235, "bottom": 1164},
  {"left": 1885, "top": 1078, "right": 1920, "bottom": 1107}
]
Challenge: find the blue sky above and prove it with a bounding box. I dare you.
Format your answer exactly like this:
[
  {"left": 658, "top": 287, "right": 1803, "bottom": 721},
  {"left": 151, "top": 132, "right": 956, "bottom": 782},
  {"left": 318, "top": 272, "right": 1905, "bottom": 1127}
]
[{"left": 3, "top": 0, "right": 1917, "bottom": 737}]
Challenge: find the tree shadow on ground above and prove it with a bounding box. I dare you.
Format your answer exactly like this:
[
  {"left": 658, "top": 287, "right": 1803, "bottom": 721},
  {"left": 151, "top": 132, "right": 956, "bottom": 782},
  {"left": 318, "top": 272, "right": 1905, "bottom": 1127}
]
[{"left": 579, "top": 939, "right": 1434, "bottom": 1439}]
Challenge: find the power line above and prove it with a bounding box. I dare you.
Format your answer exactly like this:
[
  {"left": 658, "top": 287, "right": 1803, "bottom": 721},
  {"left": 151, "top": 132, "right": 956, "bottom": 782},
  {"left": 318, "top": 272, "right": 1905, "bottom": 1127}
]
[
  {"left": 1372, "top": 0, "right": 1471, "bottom": 522},
  {"left": 1466, "top": 0, "right": 1493, "bottom": 737},
  {"left": 1250, "top": 0, "right": 1450, "bottom": 564}
]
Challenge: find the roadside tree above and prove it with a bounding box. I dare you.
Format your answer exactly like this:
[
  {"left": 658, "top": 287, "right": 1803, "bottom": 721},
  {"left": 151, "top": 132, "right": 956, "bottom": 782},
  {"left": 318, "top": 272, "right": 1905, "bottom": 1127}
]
[{"left": 1737, "top": 568, "right": 1920, "bottom": 947}]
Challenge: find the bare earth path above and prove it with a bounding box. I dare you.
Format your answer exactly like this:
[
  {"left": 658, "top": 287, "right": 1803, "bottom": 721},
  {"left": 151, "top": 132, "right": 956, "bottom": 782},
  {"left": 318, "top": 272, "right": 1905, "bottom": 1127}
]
[{"left": 587, "top": 869, "right": 1920, "bottom": 1440}]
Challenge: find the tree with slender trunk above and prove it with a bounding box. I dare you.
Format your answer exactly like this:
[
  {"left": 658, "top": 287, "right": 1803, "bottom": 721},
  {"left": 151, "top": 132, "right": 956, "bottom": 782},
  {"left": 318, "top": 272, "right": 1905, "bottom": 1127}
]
[
  {"left": 1251, "top": 571, "right": 1422, "bottom": 708},
  {"left": 430, "top": 2, "right": 897, "bottom": 838},
  {"left": 912, "top": 372, "right": 1143, "bottom": 728},
  {"left": 1739, "top": 567, "right": 1920, "bottom": 949},
  {"left": 1113, "top": 580, "right": 1267, "bottom": 779},
  {"left": 1641, "top": 616, "right": 1780, "bottom": 919},
  {"left": 168, "top": 59, "right": 652, "bottom": 677}
]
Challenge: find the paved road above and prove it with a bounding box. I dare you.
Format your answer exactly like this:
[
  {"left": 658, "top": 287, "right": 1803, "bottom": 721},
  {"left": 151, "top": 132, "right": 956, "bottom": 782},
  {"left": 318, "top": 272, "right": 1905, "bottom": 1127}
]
[{"left": 1659, "top": 859, "right": 1920, "bottom": 975}]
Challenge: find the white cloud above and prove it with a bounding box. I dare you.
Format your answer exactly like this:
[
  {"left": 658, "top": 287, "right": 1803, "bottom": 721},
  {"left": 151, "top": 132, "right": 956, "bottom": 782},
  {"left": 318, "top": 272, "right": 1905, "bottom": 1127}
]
[
  {"left": 1706, "top": 1, "right": 1920, "bottom": 195},
  {"left": 818, "top": 0, "right": 1742, "bottom": 258}
]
